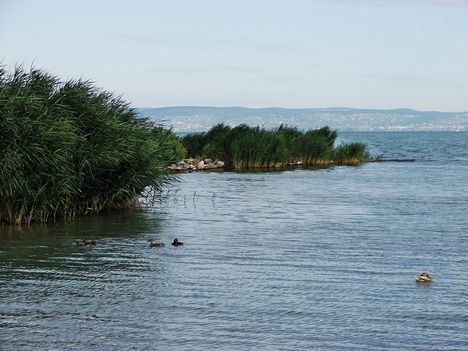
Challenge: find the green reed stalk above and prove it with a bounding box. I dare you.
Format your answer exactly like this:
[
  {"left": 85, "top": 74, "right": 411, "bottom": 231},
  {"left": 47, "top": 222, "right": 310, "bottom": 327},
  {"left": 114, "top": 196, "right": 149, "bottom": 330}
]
[
  {"left": 181, "top": 123, "right": 368, "bottom": 169},
  {"left": 0, "top": 66, "right": 184, "bottom": 224}
]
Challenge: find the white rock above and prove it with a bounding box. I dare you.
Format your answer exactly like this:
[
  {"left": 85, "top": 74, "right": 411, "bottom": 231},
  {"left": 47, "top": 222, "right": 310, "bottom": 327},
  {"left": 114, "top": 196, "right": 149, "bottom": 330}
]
[{"left": 196, "top": 160, "right": 205, "bottom": 169}]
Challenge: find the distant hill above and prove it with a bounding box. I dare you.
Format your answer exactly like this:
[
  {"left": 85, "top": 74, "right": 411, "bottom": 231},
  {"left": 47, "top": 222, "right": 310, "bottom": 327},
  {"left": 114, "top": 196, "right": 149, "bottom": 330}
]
[{"left": 138, "top": 106, "right": 467, "bottom": 132}]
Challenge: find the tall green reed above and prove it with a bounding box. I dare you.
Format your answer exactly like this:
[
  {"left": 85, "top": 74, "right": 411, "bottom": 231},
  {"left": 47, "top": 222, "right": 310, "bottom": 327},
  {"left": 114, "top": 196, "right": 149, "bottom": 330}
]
[
  {"left": 0, "top": 66, "right": 183, "bottom": 224},
  {"left": 181, "top": 123, "right": 368, "bottom": 169}
]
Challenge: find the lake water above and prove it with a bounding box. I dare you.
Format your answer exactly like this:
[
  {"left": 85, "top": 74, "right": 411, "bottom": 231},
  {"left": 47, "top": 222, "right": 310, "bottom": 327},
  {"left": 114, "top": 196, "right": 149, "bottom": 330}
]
[{"left": 1, "top": 132, "right": 467, "bottom": 350}]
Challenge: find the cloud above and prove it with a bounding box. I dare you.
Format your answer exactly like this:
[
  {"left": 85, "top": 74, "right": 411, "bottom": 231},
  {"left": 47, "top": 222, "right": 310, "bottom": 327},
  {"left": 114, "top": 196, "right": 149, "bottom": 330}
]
[
  {"left": 144, "top": 65, "right": 262, "bottom": 75},
  {"left": 112, "top": 34, "right": 292, "bottom": 53},
  {"left": 357, "top": 73, "right": 457, "bottom": 87},
  {"left": 321, "top": 0, "right": 468, "bottom": 5}
]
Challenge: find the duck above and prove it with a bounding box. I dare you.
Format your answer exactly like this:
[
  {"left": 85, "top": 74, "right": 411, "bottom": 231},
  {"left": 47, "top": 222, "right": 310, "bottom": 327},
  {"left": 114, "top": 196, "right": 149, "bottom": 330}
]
[
  {"left": 415, "top": 272, "right": 433, "bottom": 283},
  {"left": 172, "top": 238, "right": 183, "bottom": 247},
  {"left": 75, "top": 240, "right": 97, "bottom": 248},
  {"left": 148, "top": 240, "right": 165, "bottom": 248}
]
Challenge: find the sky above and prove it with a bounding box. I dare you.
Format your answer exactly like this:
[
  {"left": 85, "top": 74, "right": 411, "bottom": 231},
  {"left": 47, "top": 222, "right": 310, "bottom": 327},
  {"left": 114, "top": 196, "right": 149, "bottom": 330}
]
[{"left": 1, "top": 0, "right": 467, "bottom": 111}]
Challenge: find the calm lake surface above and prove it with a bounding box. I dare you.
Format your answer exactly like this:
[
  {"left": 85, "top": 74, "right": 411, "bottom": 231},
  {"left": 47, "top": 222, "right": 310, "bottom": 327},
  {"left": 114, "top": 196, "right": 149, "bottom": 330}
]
[{"left": 1, "top": 132, "right": 467, "bottom": 350}]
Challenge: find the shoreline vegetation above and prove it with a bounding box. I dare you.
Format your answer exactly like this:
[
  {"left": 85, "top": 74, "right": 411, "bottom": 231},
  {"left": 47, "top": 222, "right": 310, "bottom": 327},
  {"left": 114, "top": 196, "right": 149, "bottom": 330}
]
[
  {"left": 0, "top": 66, "right": 368, "bottom": 224},
  {"left": 178, "top": 124, "right": 369, "bottom": 170},
  {"left": 0, "top": 67, "right": 183, "bottom": 224}
]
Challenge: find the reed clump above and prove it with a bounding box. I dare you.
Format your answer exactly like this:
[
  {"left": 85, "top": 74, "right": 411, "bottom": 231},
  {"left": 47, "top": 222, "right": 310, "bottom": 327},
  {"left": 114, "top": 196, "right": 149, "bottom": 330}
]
[
  {"left": 0, "top": 66, "right": 185, "bottom": 224},
  {"left": 333, "top": 142, "right": 369, "bottom": 164},
  {"left": 182, "top": 124, "right": 368, "bottom": 169}
]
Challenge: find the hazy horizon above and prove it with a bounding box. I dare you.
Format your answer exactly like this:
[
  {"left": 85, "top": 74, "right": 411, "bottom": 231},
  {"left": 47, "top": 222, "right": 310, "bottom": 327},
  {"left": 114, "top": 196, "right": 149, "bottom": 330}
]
[
  {"left": 138, "top": 106, "right": 467, "bottom": 131},
  {"left": 1, "top": 0, "right": 467, "bottom": 111},
  {"left": 137, "top": 105, "right": 468, "bottom": 114}
]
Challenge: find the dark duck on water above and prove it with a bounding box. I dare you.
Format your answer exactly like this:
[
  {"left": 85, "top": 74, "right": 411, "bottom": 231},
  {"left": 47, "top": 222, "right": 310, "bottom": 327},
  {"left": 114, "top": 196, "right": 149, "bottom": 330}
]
[
  {"left": 75, "top": 240, "right": 97, "bottom": 248},
  {"left": 148, "top": 240, "right": 165, "bottom": 248},
  {"left": 172, "top": 238, "right": 183, "bottom": 246}
]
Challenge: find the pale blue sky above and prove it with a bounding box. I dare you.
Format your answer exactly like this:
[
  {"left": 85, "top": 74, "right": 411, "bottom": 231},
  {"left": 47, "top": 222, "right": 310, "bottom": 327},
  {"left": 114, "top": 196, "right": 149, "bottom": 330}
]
[{"left": 1, "top": 0, "right": 467, "bottom": 111}]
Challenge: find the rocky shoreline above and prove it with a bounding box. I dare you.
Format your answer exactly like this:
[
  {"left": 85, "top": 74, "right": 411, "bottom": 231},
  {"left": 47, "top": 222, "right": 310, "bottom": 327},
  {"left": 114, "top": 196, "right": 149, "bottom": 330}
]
[
  {"left": 168, "top": 158, "right": 225, "bottom": 172},
  {"left": 169, "top": 157, "right": 379, "bottom": 172}
]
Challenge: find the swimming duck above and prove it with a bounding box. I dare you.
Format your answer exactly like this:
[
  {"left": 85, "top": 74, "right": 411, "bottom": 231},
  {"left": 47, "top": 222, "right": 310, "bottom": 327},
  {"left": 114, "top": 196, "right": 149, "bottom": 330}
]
[
  {"left": 75, "top": 240, "right": 97, "bottom": 248},
  {"left": 172, "top": 238, "right": 183, "bottom": 247},
  {"left": 148, "top": 240, "right": 165, "bottom": 248},
  {"left": 415, "top": 272, "right": 433, "bottom": 282}
]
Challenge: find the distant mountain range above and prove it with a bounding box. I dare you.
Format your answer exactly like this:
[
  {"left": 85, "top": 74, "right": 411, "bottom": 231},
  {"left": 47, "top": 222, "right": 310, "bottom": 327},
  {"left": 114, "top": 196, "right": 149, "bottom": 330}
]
[{"left": 138, "top": 106, "right": 467, "bottom": 132}]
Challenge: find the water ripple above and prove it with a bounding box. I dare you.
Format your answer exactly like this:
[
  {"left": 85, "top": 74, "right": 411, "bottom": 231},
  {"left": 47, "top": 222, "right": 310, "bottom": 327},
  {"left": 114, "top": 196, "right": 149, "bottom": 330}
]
[{"left": 1, "top": 132, "right": 468, "bottom": 350}]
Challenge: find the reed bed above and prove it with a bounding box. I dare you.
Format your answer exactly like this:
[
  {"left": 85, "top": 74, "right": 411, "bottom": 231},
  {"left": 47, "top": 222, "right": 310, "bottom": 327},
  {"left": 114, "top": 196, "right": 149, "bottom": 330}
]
[
  {"left": 0, "top": 66, "right": 184, "bottom": 224},
  {"left": 333, "top": 142, "right": 369, "bottom": 164},
  {"left": 182, "top": 124, "right": 368, "bottom": 169}
]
